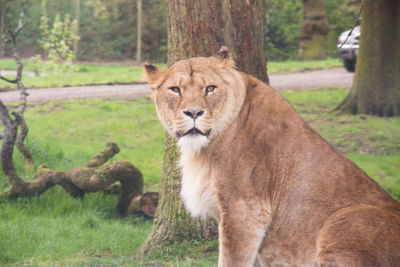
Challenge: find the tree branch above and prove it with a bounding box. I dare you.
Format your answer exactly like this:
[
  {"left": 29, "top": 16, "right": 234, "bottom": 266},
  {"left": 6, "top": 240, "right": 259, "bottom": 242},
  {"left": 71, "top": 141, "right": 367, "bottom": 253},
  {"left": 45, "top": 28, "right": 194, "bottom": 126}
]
[
  {"left": 0, "top": 11, "right": 32, "bottom": 191},
  {"left": 86, "top": 142, "right": 120, "bottom": 168},
  {"left": 15, "top": 116, "right": 34, "bottom": 168},
  {"left": 0, "top": 99, "right": 12, "bottom": 126},
  {"left": 0, "top": 75, "right": 17, "bottom": 83}
]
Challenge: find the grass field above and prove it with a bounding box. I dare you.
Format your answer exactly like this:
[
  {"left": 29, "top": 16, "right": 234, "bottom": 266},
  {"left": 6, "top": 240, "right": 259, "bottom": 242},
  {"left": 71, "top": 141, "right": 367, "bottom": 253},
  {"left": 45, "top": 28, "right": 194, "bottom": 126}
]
[
  {"left": 0, "top": 58, "right": 342, "bottom": 89},
  {"left": 0, "top": 86, "right": 399, "bottom": 266}
]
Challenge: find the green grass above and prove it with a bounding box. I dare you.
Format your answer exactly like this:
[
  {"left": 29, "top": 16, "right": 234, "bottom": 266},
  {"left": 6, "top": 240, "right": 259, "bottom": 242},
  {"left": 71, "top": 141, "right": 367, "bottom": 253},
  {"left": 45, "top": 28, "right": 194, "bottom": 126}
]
[
  {"left": 0, "top": 58, "right": 342, "bottom": 89},
  {"left": 268, "top": 58, "right": 342, "bottom": 74},
  {"left": 0, "top": 88, "right": 399, "bottom": 266},
  {"left": 0, "top": 60, "right": 148, "bottom": 89},
  {"left": 0, "top": 192, "right": 153, "bottom": 266}
]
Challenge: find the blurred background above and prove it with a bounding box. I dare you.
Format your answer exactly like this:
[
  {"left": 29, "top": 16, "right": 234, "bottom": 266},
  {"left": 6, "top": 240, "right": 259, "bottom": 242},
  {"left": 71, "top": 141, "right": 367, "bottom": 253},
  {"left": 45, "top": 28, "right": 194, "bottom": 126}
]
[{"left": 1, "top": 0, "right": 360, "bottom": 63}]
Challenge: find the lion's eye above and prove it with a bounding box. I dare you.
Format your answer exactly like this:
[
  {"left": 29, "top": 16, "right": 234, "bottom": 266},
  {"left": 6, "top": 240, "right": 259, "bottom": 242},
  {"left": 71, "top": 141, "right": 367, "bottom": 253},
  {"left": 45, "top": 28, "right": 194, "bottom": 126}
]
[
  {"left": 205, "top": 85, "right": 217, "bottom": 95},
  {"left": 169, "top": 86, "right": 181, "bottom": 94}
]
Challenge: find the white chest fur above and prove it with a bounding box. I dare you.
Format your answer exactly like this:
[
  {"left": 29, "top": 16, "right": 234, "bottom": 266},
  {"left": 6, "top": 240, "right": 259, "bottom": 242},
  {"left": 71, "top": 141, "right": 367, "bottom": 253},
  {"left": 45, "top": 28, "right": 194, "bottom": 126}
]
[{"left": 179, "top": 151, "right": 219, "bottom": 219}]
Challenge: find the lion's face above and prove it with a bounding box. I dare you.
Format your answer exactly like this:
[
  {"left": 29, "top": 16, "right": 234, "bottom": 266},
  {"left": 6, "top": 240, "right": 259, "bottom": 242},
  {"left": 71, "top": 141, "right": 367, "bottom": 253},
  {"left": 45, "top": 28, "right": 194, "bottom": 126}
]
[{"left": 144, "top": 48, "right": 246, "bottom": 153}]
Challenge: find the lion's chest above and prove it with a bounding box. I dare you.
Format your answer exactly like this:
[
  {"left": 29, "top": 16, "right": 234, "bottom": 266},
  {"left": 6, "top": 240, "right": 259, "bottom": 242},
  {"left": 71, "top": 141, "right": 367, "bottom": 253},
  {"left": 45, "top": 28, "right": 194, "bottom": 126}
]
[{"left": 179, "top": 152, "right": 219, "bottom": 219}]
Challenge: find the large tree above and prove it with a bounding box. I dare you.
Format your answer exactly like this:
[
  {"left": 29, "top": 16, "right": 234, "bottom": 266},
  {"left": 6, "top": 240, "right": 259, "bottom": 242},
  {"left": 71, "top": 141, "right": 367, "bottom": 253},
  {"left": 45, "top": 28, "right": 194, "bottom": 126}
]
[
  {"left": 137, "top": 0, "right": 268, "bottom": 256},
  {"left": 297, "top": 0, "right": 330, "bottom": 60},
  {"left": 337, "top": 0, "right": 400, "bottom": 116}
]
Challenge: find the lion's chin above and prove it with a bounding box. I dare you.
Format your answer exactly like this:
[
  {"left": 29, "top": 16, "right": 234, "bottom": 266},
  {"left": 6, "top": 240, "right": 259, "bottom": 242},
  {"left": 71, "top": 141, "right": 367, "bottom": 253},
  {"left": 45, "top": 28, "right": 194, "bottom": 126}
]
[{"left": 177, "top": 134, "right": 210, "bottom": 154}]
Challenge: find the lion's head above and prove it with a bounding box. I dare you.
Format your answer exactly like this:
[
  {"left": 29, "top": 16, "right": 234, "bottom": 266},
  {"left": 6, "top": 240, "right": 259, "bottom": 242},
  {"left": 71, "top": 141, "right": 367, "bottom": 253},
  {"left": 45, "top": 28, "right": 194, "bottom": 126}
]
[{"left": 143, "top": 47, "right": 246, "bottom": 153}]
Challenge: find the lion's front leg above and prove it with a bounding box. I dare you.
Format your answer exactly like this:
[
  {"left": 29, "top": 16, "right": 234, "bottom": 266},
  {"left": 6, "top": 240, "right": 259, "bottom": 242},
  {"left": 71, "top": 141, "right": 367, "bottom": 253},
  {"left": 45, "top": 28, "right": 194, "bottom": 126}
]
[{"left": 217, "top": 205, "right": 271, "bottom": 267}]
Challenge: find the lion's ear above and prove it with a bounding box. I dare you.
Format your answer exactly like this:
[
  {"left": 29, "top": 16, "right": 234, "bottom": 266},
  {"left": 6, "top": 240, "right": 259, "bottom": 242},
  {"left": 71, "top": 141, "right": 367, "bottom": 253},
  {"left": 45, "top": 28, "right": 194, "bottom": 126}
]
[
  {"left": 143, "top": 63, "right": 165, "bottom": 89},
  {"left": 212, "top": 46, "right": 235, "bottom": 68}
]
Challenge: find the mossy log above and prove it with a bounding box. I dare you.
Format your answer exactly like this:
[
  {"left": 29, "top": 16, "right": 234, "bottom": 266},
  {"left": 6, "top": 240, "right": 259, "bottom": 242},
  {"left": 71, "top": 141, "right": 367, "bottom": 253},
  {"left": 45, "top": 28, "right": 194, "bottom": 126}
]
[{"left": 1, "top": 142, "right": 158, "bottom": 216}]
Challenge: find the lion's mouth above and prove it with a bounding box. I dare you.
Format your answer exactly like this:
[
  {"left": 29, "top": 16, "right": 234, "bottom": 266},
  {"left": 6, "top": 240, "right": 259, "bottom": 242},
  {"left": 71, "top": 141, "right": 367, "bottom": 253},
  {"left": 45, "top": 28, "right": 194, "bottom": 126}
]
[{"left": 177, "top": 128, "right": 211, "bottom": 138}]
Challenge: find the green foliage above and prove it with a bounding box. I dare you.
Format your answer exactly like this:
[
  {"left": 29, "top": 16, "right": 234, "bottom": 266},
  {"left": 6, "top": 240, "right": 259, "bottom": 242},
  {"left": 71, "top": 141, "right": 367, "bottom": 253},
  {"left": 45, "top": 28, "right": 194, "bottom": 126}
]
[
  {"left": 4, "top": 0, "right": 358, "bottom": 62},
  {"left": 265, "top": 0, "right": 303, "bottom": 61},
  {"left": 35, "top": 0, "right": 79, "bottom": 74},
  {"left": 39, "top": 12, "right": 77, "bottom": 62},
  {"left": 4, "top": 0, "right": 166, "bottom": 62}
]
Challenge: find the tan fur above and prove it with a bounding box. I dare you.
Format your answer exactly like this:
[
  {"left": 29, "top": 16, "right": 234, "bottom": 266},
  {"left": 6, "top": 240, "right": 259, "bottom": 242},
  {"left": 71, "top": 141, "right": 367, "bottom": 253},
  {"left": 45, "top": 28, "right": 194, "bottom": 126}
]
[{"left": 143, "top": 48, "right": 400, "bottom": 267}]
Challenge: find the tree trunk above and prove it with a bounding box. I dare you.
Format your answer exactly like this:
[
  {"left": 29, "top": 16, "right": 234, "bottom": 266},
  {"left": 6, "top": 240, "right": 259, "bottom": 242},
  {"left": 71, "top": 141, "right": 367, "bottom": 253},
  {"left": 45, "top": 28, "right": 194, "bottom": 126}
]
[
  {"left": 137, "top": 0, "right": 268, "bottom": 257},
  {"left": 0, "top": 0, "right": 7, "bottom": 58},
  {"left": 73, "top": 0, "right": 80, "bottom": 62},
  {"left": 166, "top": 0, "right": 268, "bottom": 82},
  {"left": 220, "top": 0, "right": 268, "bottom": 83},
  {"left": 297, "top": 0, "right": 329, "bottom": 60},
  {"left": 136, "top": 0, "right": 142, "bottom": 62},
  {"left": 337, "top": 0, "right": 400, "bottom": 116},
  {"left": 136, "top": 135, "right": 217, "bottom": 256}
]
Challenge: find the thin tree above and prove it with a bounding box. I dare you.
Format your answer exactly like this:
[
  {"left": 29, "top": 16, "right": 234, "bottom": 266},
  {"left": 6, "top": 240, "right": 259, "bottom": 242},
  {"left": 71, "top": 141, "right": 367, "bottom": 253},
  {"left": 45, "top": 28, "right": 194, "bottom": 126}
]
[
  {"left": 73, "top": 0, "right": 80, "bottom": 62},
  {"left": 136, "top": 0, "right": 142, "bottom": 62},
  {"left": 297, "top": 0, "right": 330, "bottom": 60},
  {"left": 137, "top": 0, "right": 268, "bottom": 257},
  {"left": 0, "top": 0, "right": 8, "bottom": 58},
  {"left": 337, "top": 0, "right": 400, "bottom": 116}
]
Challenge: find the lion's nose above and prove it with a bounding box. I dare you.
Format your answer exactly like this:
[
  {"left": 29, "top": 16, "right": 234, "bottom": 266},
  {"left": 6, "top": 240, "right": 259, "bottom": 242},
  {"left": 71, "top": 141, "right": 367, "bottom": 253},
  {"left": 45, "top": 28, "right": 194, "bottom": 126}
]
[{"left": 183, "top": 108, "right": 204, "bottom": 120}]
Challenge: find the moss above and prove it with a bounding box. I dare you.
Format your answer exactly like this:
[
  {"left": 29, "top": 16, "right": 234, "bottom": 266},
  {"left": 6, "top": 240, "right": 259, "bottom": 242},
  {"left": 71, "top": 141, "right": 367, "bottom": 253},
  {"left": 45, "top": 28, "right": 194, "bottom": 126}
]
[{"left": 297, "top": 34, "right": 327, "bottom": 60}]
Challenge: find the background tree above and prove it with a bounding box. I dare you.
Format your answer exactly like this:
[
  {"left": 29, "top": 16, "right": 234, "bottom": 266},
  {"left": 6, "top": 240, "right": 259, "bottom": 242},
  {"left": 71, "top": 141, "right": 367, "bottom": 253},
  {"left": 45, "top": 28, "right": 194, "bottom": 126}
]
[
  {"left": 0, "top": 0, "right": 8, "bottom": 58},
  {"left": 72, "top": 0, "right": 80, "bottom": 62},
  {"left": 137, "top": 0, "right": 268, "bottom": 257},
  {"left": 297, "top": 0, "right": 330, "bottom": 60},
  {"left": 136, "top": 0, "right": 142, "bottom": 62},
  {"left": 337, "top": 0, "right": 400, "bottom": 116},
  {"left": 1, "top": 0, "right": 360, "bottom": 62}
]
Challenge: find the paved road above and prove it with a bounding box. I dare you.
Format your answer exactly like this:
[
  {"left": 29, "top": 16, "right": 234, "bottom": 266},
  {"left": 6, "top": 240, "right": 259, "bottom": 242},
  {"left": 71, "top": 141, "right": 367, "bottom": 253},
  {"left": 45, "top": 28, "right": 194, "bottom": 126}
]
[{"left": 0, "top": 68, "right": 354, "bottom": 103}]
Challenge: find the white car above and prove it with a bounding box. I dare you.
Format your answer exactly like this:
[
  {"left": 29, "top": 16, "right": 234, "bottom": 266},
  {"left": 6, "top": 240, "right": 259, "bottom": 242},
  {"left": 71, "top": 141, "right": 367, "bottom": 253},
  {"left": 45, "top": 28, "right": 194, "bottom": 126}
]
[{"left": 338, "top": 25, "right": 360, "bottom": 72}]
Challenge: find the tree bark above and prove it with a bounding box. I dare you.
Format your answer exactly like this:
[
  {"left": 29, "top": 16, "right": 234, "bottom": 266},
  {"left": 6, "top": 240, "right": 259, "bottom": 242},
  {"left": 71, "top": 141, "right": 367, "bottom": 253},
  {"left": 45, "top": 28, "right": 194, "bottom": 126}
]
[
  {"left": 220, "top": 0, "right": 268, "bottom": 83},
  {"left": 0, "top": 0, "right": 7, "bottom": 58},
  {"left": 166, "top": 0, "right": 268, "bottom": 82},
  {"left": 297, "top": 0, "right": 329, "bottom": 60},
  {"left": 136, "top": 0, "right": 143, "bottom": 62},
  {"left": 137, "top": 0, "right": 268, "bottom": 257},
  {"left": 337, "top": 0, "right": 400, "bottom": 116}
]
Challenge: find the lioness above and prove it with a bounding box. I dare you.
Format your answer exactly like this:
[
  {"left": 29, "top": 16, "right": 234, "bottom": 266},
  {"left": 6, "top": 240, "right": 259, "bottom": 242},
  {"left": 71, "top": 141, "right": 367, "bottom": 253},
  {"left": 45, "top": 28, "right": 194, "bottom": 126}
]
[{"left": 143, "top": 47, "right": 400, "bottom": 266}]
